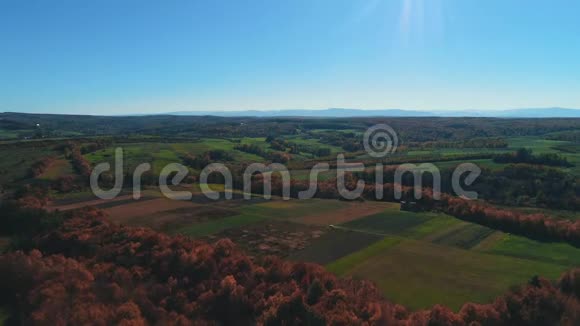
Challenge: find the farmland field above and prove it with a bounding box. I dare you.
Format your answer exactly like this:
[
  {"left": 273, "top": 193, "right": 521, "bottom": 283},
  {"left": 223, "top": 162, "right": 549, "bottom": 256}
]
[
  {"left": 507, "top": 136, "right": 580, "bottom": 176},
  {"left": 289, "top": 228, "right": 384, "bottom": 264},
  {"left": 171, "top": 199, "right": 355, "bottom": 237},
  {"left": 331, "top": 239, "right": 569, "bottom": 310},
  {"left": 341, "top": 207, "right": 434, "bottom": 235},
  {"left": 292, "top": 201, "right": 393, "bottom": 226},
  {"left": 84, "top": 140, "right": 267, "bottom": 175},
  {"left": 304, "top": 202, "right": 580, "bottom": 310},
  {"left": 507, "top": 137, "right": 570, "bottom": 154},
  {"left": 0, "top": 129, "right": 22, "bottom": 139},
  {"left": 0, "top": 146, "right": 59, "bottom": 186},
  {"left": 430, "top": 223, "right": 496, "bottom": 249},
  {"left": 483, "top": 234, "right": 580, "bottom": 267}
]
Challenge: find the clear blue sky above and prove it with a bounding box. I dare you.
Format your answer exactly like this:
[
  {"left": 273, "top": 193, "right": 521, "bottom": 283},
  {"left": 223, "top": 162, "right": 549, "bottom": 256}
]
[{"left": 1, "top": 0, "right": 579, "bottom": 114}]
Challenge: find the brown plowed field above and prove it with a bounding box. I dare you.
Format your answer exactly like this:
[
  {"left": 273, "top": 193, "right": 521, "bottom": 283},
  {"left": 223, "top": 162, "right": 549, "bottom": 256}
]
[{"left": 293, "top": 201, "right": 395, "bottom": 226}]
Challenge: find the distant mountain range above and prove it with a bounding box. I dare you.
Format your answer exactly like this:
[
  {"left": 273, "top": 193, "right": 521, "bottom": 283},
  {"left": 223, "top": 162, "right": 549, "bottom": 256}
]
[{"left": 164, "top": 108, "right": 580, "bottom": 118}]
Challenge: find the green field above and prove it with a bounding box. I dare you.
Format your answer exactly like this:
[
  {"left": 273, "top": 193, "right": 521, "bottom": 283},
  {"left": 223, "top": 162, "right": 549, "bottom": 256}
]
[
  {"left": 0, "top": 129, "right": 23, "bottom": 139},
  {"left": 287, "top": 168, "right": 336, "bottom": 181},
  {"left": 326, "top": 237, "right": 402, "bottom": 275},
  {"left": 0, "top": 146, "right": 59, "bottom": 186},
  {"left": 431, "top": 223, "right": 496, "bottom": 249},
  {"left": 430, "top": 158, "right": 505, "bottom": 171},
  {"left": 507, "top": 136, "right": 580, "bottom": 175},
  {"left": 483, "top": 234, "right": 580, "bottom": 267},
  {"left": 252, "top": 199, "right": 351, "bottom": 219},
  {"left": 507, "top": 137, "right": 570, "bottom": 154},
  {"left": 387, "top": 136, "right": 579, "bottom": 175},
  {"left": 314, "top": 203, "right": 580, "bottom": 310},
  {"left": 330, "top": 238, "right": 568, "bottom": 310},
  {"left": 341, "top": 209, "right": 433, "bottom": 235},
  {"left": 284, "top": 136, "right": 344, "bottom": 154},
  {"left": 403, "top": 214, "right": 464, "bottom": 239},
  {"left": 85, "top": 139, "right": 271, "bottom": 175}
]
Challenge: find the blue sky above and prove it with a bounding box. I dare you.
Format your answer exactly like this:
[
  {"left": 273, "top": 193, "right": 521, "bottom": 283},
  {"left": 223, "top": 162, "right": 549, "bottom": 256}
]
[{"left": 1, "top": 0, "right": 579, "bottom": 114}]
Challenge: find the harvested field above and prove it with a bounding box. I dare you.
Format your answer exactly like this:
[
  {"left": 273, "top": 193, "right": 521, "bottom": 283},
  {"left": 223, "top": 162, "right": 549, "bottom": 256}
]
[
  {"left": 293, "top": 201, "right": 395, "bottom": 226},
  {"left": 174, "top": 212, "right": 268, "bottom": 238},
  {"left": 104, "top": 198, "right": 201, "bottom": 223},
  {"left": 121, "top": 205, "right": 239, "bottom": 231},
  {"left": 254, "top": 199, "right": 350, "bottom": 221},
  {"left": 211, "top": 221, "right": 326, "bottom": 258}
]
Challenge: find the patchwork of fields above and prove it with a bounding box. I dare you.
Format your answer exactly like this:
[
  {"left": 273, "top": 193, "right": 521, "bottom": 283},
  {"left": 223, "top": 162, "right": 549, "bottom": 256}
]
[
  {"left": 75, "top": 134, "right": 571, "bottom": 174},
  {"left": 48, "top": 190, "right": 580, "bottom": 311},
  {"left": 507, "top": 136, "right": 580, "bottom": 176},
  {"left": 84, "top": 140, "right": 266, "bottom": 174},
  {"left": 321, "top": 205, "right": 579, "bottom": 310},
  {"left": 83, "top": 137, "right": 340, "bottom": 174},
  {"left": 7, "top": 133, "right": 580, "bottom": 311}
]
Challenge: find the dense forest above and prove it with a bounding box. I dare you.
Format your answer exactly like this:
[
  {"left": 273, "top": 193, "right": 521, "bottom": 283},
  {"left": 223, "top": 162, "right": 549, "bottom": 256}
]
[{"left": 493, "top": 148, "right": 572, "bottom": 167}]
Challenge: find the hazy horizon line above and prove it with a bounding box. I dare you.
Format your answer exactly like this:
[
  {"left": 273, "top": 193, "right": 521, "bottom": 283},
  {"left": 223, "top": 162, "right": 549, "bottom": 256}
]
[{"left": 2, "top": 107, "right": 580, "bottom": 117}]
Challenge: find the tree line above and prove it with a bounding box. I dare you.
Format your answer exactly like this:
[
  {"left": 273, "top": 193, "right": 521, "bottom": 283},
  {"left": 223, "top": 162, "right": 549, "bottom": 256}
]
[
  {"left": 408, "top": 137, "right": 508, "bottom": 149},
  {"left": 493, "top": 148, "right": 573, "bottom": 167}
]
